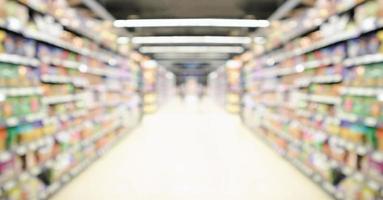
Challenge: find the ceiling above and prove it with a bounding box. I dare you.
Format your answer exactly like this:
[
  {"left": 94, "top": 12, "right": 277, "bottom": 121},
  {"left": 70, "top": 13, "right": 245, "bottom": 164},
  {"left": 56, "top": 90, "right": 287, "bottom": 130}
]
[
  {"left": 100, "top": 0, "right": 282, "bottom": 19},
  {"left": 97, "top": 0, "right": 284, "bottom": 81}
]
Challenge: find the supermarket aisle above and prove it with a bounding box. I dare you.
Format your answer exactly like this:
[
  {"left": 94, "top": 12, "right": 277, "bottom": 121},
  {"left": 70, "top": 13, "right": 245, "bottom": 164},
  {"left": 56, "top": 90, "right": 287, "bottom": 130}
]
[{"left": 52, "top": 98, "right": 330, "bottom": 200}]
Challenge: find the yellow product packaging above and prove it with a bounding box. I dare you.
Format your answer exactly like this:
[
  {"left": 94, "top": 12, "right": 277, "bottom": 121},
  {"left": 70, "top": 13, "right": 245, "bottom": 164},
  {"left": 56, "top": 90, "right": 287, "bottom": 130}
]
[{"left": 0, "top": 30, "right": 6, "bottom": 53}]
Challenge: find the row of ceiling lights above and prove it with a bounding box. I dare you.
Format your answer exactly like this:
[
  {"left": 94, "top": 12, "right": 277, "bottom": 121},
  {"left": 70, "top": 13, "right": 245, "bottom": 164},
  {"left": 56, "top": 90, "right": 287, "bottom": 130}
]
[
  {"left": 117, "top": 36, "right": 265, "bottom": 54},
  {"left": 113, "top": 18, "right": 268, "bottom": 58},
  {"left": 118, "top": 36, "right": 265, "bottom": 45},
  {"left": 113, "top": 18, "right": 270, "bottom": 28}
]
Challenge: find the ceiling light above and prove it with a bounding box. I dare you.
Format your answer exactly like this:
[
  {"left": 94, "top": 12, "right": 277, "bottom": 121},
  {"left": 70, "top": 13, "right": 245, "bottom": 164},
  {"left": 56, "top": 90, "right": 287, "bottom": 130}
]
[
  {"left": 132, "top": 36, "right": 251, "bottom": 44},
  {"left": 114, "top": 18, "right": 270, "bottom": 28},
  {"left": 153, "top": 53, "right": 229, "bottom": 60},
  {"left": 139, "top": 46, "right": 245, "bottom": 54}
]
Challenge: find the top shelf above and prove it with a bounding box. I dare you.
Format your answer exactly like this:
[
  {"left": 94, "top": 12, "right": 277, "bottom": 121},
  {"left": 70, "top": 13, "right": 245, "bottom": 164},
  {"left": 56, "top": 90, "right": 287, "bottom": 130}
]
[
  {"left": 16, "top": 0, "right": 120, "bottom": 57},
  {"left": 0, "top": 22, "right": 113, "bottom": 64},
  {"left": 264, "top": 0, "right": 369, "bottom": 55}
]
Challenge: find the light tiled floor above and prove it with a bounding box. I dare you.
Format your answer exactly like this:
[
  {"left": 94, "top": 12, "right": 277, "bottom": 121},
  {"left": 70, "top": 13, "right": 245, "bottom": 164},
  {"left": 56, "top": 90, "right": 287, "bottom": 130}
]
[{"left": 52, "top": 98, "right": 331, "bottom": 200}]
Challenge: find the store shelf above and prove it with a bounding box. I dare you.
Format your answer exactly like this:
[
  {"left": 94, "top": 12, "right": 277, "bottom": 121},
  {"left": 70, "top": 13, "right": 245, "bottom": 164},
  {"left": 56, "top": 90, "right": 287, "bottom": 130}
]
[
  {"left": 0, "top": 22, "right": 111, "bottom": 63},
  {"left": 260, "top": 57, "right": 343, "bottom": 78},
  {"left": 240, "top": 1, "right": 383, "bottom": 199},
  {"left": 41, "top": 74, "right": 73, "bottom": 84},
  {"left": 1, "top": 112, "right": 46, "bottom": 127},
  {"left": 276, "top": 31, "right": 359, "bottom": 62},
  {"left": 267, "top": 0, "right": 367, "bottom": 53},
  {"left": 246, "top": 124, "right": 341, "bottom": 199},
  {"left": 39, "top": 128, "right": 130, "bottom": 199},
  {"left": 26, "top": 30, "right": 93, "bottom": 56},
  {"left": 304, "top": 57, "right": 342, "bottom": 69},
  {"left": 0, "top": 54, "right": 40, "bottom": 67},
  {"left": 0, "top": 118, "right": 129, "bottom": 195},
  {"left": 14, "top": 136, "right": 55, "bottom": 155},
  {"left": 0, "top": 87, "right": 43, "bottom": 97},
  {"left": 72, "top": 78, "right": 90, "bottom": 87},
  {"left": 296, "top": 109, "right": 340, "bottom": 124},
  {"left": 0, "top": 1, "right": 143, "bottom": 199},
  {"left": 340, "top": 87, "right": 383, "bottom": 97},
  {"left": 344, "top": 54, "right": 383, "bottom": 67},
  {"left": 42, "top": 94, "right": 79, "bottom": 105},
  {"left": 311, "top": 74, "right": 343, "bottom": 84},
  {"left": 272, "top": 22, "right": 383, "bottom": 64},
  {"left": 42, "top": 58, "right": 81, "bottom": 70},
  {"left": 17, "top": 0, "right": 118, "bottom": 55},
  {"left": 247, "top": 116, "right": 383, "bottom": 199},
  {"left": 307, "top": 95, "right": 342, "bottom": 105},
  {"left": 337, "top": 112, "right": 379, "bottom": 127}
]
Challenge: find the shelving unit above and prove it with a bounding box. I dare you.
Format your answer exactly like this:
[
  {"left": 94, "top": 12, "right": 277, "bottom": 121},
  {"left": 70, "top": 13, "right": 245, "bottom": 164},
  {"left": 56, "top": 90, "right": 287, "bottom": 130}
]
[
  {"left": 0, "top": 0, "right": 142, "bottom": 199},
  {"left": 240, "top": 0, "right": 383, "bottom": 199},
  {"left": 137, "top": 58, "right": 175, "bottom": 114}
]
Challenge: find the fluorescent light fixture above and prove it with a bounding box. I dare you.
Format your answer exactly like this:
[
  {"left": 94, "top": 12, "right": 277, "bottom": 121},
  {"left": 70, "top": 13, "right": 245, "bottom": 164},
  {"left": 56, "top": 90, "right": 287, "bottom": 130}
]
[
  {"left": 132, "top": 36, "right": 251, "bottom": 44},
  {"left": 139, "top": 46, "right": 244, "bottom": 54},
  {"left": 114, "top": 18, "right": 270, "bottom": 28},
  {"left": 159, "top": 61, "right": 225, "bottom": 66},
  {"left": 117, "top": 37, "right": 130, "bottom": 44},
  {"left": 153, "top": 53, "right": 229, "bottom": 60}
]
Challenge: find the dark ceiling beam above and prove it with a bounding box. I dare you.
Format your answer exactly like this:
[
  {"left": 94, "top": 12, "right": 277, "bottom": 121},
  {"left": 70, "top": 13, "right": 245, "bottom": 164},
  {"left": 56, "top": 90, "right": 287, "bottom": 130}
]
[
  {"left": 102, "top": 0, "right": 279, "bottom": 20},
  {"left": 269, "top": 0, "right": 301, "bottom": 20}
]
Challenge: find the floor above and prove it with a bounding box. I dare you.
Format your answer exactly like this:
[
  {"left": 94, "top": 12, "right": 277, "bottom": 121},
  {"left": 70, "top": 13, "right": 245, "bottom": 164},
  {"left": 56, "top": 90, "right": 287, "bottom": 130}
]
[{"left": 52, "top": 98, "right": 331, "bottom": 200}]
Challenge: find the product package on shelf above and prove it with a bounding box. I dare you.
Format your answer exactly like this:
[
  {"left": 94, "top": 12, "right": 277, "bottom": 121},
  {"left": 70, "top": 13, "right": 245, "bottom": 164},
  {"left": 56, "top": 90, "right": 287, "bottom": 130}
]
[
  {"left": 209, "top": 57, "right": 248, "bottom": 113},
  {"left": 225, "top": 59, "right": 242, "bottom": 113},
  {"left": 137, "top": 57, "right": 174, "bottom": 114},
  {"left": 241, "top": 0, "right": 383, "bottom": 199},
  {"left": 0, "top": 0, "right": 142, "bottom": 199}
]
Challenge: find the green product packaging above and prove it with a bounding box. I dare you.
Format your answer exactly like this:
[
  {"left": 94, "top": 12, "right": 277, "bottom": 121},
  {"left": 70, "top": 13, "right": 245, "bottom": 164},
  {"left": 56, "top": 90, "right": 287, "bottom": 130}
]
[
  {"left": 352, "top": 97, "right": 363, "bottom": 116},
  {"left": 22, "top": 96, "right": 32, "bottom": 115},
  {"left": 363, "top": 126, "right": 377, "bottom": 149},
  {"left": 12, "top": 97, "right": 22, "bottom": 117},
  {"left": 6, "top": 126, "right": 19, "bottom": 149},
  {"left": 6, "top": 65, "right": 18, "bottom": 87}
]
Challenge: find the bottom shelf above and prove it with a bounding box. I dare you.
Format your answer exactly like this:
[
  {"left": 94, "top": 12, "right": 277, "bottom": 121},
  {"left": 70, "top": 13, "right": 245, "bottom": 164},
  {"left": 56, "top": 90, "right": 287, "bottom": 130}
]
[
  {"left": 0, "top": 123, "right": 139, "bottom": 200},
  {"left": 41, "top": 130, "right": 132, "bottom": 199},
  {"left": 245, "top": 125, "right": 343, "bottom": 200}
]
